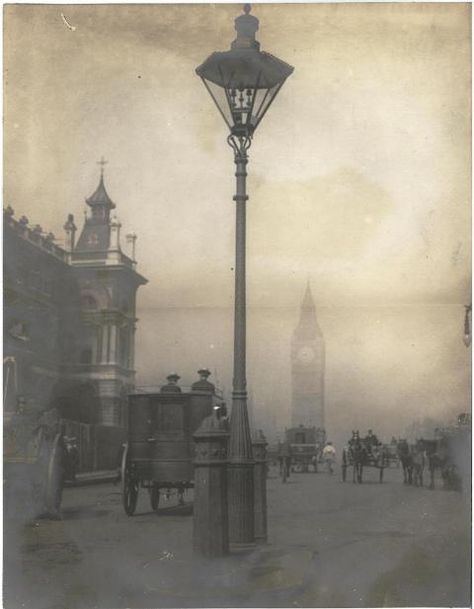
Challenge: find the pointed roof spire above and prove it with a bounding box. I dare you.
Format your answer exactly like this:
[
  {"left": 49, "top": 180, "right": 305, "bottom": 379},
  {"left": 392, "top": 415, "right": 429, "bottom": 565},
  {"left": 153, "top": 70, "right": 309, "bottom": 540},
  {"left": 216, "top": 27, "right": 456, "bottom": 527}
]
[
  {"left": 301, "top": 280, "right": 315, "bottom": 313},
  {"left": 98, "top": 156, "right": 107, "bottom": 177},
  {"left": 293, "top": 280, "right": 322, "bottom": 341},
  {"left": 85, "top": 157, "right": 116, "bottom": 209}
]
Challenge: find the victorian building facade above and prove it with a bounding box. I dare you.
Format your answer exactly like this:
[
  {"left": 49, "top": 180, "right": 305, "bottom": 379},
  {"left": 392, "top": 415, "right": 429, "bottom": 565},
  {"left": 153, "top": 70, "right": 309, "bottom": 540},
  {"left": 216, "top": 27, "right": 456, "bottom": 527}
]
[{"left": 4, "top": 168, "right": 147, "bottom": 465}]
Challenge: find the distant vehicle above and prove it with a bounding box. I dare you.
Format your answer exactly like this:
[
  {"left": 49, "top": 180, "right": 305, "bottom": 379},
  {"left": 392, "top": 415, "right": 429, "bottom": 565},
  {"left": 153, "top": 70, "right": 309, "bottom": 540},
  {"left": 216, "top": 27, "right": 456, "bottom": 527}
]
[
  {"left": 282, "top": 425, "right": 326, "bottom": 473},
  {"left": 382, "top": 442, "right": 399, "bottom": 468},
  {"left": 418, "top": 414, "right": 471, "bottom": 491},
  {"left": 342, "top": 430, "right": 386, "bottom": 484}
]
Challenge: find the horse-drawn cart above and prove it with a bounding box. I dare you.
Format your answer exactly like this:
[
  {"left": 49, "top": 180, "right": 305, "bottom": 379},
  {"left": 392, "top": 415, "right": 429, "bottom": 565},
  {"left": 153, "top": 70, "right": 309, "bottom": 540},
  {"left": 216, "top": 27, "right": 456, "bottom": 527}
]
[
  {"left": 417, "top": 414, "right": 471, "bottom": 491},
  {"left": 122, "top": 371, "right": 225, "bottom": 516},
  {"left": 342, "top": 430, "right": 386, "bottom": 483},
  {"left": 285, "top": 425, "right": 326, "bottom": 473},
  {"left": 382, "top": 442, "right": 399, "bottom": 468}
]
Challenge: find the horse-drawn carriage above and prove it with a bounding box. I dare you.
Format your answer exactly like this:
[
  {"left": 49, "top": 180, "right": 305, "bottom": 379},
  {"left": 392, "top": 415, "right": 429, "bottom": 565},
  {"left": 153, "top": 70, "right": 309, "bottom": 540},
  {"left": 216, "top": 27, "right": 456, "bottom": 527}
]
[
  {"left": 382, "top": 441, "right": 399, "bottom": 468},
  {"left": 397, "top": 414, "right": 470, "bottom": 491},
  {"left": 283, "top": 425, "right": 326, "bottom": 474},
  {"left": 4, "top": 401, "right": 71, "bottom": 519},
  {"left": 342, "top": 430, "right": 386, "bottom": 483},
  {"left": 122, "top": 371, "right": 225, "bottom": 516},
  {"left": 419, "top": 417, "right": 469, "bottom": 491}
]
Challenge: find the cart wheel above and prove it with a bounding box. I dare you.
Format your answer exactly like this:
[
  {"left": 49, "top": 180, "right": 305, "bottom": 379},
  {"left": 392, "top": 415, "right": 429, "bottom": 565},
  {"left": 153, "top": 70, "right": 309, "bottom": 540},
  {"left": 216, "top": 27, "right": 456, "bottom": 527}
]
[
  {"left": 122, "top": 445, "right": 139, "bottom": 516},
  {"left": 150, "top": 484, "right": 160, "bottom": 512},
  {"left": 44, "top": 433, "right": 65, "bottom": 517}
]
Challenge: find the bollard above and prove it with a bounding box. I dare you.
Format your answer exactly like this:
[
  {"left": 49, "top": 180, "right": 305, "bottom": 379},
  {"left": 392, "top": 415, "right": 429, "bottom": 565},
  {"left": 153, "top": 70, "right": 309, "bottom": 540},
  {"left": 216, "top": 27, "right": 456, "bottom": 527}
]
[
  {"left": 193, "top": 413, "right": 229, "bottom": 557},
  {"left": 252, "top": 429, "right": 268, "bottom": 542}
]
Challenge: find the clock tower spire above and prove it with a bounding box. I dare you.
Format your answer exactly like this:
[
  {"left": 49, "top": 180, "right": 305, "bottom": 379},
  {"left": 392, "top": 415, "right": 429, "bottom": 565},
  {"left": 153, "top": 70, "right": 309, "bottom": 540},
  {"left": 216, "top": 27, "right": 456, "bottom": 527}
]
[{"left": 290, "top": 282, "right": 325, "bottom": 429}]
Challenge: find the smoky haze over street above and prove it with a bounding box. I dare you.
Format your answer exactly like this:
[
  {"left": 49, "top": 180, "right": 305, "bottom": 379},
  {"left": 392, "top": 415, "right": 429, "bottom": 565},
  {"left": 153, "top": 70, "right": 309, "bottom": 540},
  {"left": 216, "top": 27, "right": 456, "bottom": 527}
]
[
  {"left": 3, "top": 4, "right": 472, "bottom": 609},
  {"left": 5, "top": 4, "right": 471, "bottom": 439},
  {"left": 4, "top": 470, "right": 470, "bottom": 608},
  {"left": 135, "top": 303, "right": 470, "bottom": 445}
]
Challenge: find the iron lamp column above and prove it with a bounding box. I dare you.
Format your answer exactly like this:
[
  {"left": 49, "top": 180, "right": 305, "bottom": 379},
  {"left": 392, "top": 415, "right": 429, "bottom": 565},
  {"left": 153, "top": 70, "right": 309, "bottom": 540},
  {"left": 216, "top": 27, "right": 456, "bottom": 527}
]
[{"left": 196, "top": 3, "right": 293, "bottom": 545}]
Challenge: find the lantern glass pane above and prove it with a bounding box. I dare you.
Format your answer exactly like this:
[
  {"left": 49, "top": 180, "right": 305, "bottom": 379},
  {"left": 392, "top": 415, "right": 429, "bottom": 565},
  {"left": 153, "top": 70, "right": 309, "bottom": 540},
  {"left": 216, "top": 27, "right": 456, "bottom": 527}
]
[
  {"left": 202, "top": 78, "right": 233, "bottom": 130},
  {"left": 251, "top": 82, "right": 282, "bottom": 129}
]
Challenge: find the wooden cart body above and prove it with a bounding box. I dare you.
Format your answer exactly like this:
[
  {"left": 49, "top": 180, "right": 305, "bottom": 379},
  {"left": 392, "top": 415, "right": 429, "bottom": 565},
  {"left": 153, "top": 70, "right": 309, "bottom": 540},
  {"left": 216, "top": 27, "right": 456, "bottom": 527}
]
[
  {"left": 122, "top": 387, "right": 223, "bottom": 515},
  {"left": 285, "top": 425, "right": 326, "bottom": 472}
]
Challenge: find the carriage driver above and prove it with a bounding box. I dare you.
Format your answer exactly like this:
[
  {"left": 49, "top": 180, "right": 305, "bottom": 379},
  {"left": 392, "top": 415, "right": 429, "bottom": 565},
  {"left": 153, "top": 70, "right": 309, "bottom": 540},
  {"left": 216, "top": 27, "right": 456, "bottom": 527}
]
[{"left": 365, "top": 429, "right": 381, "bottom": 447}]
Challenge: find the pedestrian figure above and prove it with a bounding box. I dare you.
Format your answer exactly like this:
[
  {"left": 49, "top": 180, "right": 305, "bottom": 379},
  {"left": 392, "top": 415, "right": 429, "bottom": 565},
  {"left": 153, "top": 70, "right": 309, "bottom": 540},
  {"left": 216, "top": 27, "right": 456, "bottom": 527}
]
[
  {"left": 322, "top": 441, "right": 336, "bottom": 474},
  {"left": 279, "top": 441, "right": 292, "bottom": 483}
]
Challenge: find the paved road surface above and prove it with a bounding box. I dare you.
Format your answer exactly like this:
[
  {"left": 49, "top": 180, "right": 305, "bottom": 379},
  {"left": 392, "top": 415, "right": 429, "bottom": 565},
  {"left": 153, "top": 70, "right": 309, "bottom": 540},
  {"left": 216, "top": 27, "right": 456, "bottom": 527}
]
[{"left": 4, "top": 466, "right": 470, "bottom": 608}]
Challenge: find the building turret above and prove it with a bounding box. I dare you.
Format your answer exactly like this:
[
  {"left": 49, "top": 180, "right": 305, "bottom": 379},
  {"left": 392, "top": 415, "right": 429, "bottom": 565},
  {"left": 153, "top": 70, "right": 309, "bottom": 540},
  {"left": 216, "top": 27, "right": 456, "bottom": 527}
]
[
  {"left": 75, "top": 168, "right": 116, "bottom": 252},
  {"left": 67, "top": 161, "right": 147, "bottom": 427}
]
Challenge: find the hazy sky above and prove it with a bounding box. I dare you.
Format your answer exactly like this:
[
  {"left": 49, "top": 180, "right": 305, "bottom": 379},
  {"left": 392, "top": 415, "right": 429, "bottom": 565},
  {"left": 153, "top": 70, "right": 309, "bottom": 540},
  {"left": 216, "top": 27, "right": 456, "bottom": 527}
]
[{"left": 4, "top": 3, "right": 471, "bottom": 442}]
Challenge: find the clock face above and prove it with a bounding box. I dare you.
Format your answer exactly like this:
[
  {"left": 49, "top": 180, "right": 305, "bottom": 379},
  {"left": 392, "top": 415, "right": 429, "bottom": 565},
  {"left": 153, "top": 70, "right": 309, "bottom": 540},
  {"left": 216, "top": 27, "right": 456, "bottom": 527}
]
[{"left": 297, "top": 346, "right": 315, "bottom": 364}]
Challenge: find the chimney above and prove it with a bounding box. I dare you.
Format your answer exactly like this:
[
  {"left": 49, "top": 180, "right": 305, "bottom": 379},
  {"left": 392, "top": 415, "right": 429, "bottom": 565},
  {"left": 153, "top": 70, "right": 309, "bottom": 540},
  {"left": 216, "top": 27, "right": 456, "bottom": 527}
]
[
  {"left": 63, "top": 214, "right": 77, "bottom": 252},
  {"left": 109, "top": 215, "right": 121, "bottom": 251},
  {"left": 126, "top": 232, "right": 137, "bottom": 261}
]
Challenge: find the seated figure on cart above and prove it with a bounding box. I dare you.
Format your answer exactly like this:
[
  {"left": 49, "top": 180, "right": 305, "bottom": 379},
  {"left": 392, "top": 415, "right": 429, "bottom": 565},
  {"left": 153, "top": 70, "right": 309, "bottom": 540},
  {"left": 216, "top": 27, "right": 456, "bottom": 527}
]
[{"left": 121, "top": 370, "right": 224, "bottom": 516}]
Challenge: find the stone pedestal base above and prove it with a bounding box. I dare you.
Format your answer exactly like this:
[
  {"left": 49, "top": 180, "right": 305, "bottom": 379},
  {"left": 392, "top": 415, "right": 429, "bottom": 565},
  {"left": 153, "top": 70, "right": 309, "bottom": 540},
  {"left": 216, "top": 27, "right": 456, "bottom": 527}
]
[
  {"left": 193, "top": 415, "right": 229, "bottom": 558},
  {"left": 228, "top": 461, "right": 255, "bottom": 545},
  {"left": 252, "top": 431, "right": 268, "bottom": 542}
]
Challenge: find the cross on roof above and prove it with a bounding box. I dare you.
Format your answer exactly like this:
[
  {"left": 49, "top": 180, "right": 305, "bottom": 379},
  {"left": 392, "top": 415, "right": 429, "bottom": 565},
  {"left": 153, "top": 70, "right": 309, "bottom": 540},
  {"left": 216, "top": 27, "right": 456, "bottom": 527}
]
[{"left": 97, "top": 156, "right": 108, "bottom": 176}]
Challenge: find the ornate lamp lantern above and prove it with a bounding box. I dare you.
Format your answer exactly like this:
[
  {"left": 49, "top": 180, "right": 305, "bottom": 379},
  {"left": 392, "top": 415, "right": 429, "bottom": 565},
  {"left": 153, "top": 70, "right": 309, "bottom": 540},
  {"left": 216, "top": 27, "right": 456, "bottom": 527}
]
[
  {"left": 196, "top": 4, "right": 293, "bottom": 140},
  {"left": 196, "top": 4, "right": 294, "bottom": 546}
]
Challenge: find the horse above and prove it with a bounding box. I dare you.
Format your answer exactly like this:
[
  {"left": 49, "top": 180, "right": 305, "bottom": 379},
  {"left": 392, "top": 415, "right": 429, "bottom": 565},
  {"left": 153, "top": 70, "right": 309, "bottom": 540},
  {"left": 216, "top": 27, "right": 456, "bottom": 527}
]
[
  {"left": 348, "top": 432, "right": 367, "bottom": 483},
  {"left": 411, "top": 441, "right": 425, "bottom": 487},
  {"left": 419, "top": 437, "right": 449, "bottom": 490},
  {"left": 397, "top": 439, "right": 414, "bottom": 484}
]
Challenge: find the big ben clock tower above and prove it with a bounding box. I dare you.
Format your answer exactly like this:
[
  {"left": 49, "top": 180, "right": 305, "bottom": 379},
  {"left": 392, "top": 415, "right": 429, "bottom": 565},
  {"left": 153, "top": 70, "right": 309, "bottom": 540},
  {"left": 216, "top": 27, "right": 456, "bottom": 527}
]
[{"left": 291, "top": 283, "right": 325, "bottom": 428}]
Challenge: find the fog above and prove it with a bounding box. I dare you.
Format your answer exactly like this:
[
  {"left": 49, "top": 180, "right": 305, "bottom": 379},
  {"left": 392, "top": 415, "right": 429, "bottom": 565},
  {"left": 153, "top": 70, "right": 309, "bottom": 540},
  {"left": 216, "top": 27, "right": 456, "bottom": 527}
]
[
  {"left": 134, "top": 303, "right": 470, "bottom": 447},
  {"left": 5, "top": 3, "right": 471, "bottom": 447}
]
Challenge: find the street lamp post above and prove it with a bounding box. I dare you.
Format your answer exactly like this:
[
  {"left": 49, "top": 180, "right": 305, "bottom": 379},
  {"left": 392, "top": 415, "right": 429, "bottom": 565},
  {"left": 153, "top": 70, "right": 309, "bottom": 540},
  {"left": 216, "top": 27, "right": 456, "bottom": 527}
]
[{"left": 196, "top": 4, "right": 293, "bottom": 544}]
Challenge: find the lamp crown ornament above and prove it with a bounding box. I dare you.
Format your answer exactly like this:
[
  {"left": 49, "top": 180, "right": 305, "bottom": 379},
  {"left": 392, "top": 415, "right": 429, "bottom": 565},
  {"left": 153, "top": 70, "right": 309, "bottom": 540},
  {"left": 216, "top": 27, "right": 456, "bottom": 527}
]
[
  {"left": 196, "top": 4, "right": 294, "bottom": 138},
  {"left": 232, "top": 4, "right": 260, "bottom": 50}
]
